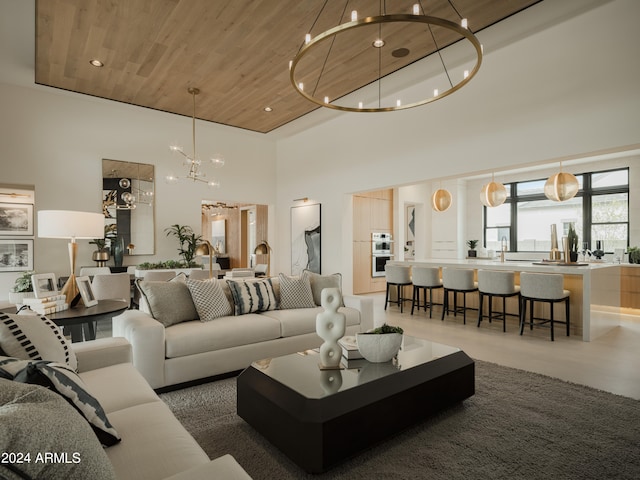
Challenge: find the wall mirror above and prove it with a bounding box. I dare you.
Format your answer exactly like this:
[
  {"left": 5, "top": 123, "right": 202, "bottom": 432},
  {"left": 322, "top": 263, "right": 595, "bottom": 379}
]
[{"left": 102, "top": 159, "right": 155, "bottom": 255}]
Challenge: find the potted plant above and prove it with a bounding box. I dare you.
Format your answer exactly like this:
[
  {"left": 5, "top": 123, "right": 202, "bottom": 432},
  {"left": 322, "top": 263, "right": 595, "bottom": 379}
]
[
  {"left": 9, "top": 271, "right": 36, "bottom": 304},
  {"left": 356, "top": 323, "right": 404, "bottom": 363},
  {"left": 165, "top": 224, "right": 203, "bottom": 268},
  {"left": 90, "top": 230, "right": 111, "bottom": 266},
  {"left": 628, "top": 246, "right": 640, "bottom": 264},
  {"left": 467, "top": 239, "right": 479, "bottom": 258},
  {"left": 567, "top": 223, "right": 579, "bottom": 263}
]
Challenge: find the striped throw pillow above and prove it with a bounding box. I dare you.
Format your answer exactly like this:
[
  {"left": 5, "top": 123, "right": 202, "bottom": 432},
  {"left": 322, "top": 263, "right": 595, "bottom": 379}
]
[{"left": 226, "top": 279, "right": 277, "bottom": 315}]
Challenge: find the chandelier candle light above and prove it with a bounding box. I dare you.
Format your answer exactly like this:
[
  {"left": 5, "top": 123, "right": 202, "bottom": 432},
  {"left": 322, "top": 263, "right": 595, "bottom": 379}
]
[
  {"left": 290, "top": 0, "right": 483, "bottom": 112},
  {"left": 166, "top": 87, "right": 224, "bottom": 187}
]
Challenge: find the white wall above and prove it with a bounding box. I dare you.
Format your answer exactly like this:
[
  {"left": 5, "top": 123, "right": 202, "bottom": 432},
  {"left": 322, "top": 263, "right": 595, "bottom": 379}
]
[
  {"left": 274, "top": 0, "right": 640, "bottom": 291},
  {"left": 0, "top": 84, "right": 276, "bottom": 298}
]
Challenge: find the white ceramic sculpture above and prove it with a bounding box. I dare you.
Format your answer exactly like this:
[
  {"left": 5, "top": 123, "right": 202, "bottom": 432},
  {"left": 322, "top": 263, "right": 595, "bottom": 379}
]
[{"left": 316, "top": 287, "right": 345, "bottom": 369}]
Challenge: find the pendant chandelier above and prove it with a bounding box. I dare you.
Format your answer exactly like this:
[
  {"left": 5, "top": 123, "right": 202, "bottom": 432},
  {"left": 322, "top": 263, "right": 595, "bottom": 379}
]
[
  {"left": 108, "top": 164, "right": 154, "bottom": 211},
  {"left": 290, "top": 0, "right": 483, "bottom": 112},
  {"left": 431, "top": 187, "right": 452, "bottom": 212},
  {"left": 479, "top": 173, "right": 507, "bottom": 208},
  {"left": 166, "top": 87, "right": 224, "bottom": 187},
  {"left": 544, "top": 162, "right": 579, "bottom": 202}
]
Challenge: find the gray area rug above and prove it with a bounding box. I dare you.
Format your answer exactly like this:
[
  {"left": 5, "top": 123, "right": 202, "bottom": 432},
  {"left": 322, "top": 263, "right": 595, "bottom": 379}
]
[{"left": 160, "top": 361, "right": 640, "bottom": 479}]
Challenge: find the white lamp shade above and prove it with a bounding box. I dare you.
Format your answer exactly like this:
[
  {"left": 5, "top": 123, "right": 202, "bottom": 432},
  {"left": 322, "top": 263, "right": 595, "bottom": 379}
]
[{"left": 38, "top": 210, "right": 104, "bottom": 239}]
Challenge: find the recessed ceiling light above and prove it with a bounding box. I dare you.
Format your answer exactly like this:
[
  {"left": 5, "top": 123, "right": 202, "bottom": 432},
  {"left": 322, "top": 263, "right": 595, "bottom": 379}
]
[
  {"left": 89, "top": 59, "right": 104, "bottom": 67},
  {"left": 264, "top": 107, "right": 273, "bottom": 112},
  {"left": 372, "top": 39, "right": 385, "bottom": 48}
]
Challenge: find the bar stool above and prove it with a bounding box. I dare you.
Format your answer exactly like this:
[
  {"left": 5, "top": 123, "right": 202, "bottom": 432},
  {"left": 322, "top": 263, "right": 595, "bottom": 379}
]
[
  {"left": 477, "top": 270, "right": 520, "bottom": 332},
  {"left": 519, "top": 272, "right": 570, "bottom": 341},
  {"left": 411, "top": 267, "right": 443, "bottom": 318},
  {"left": 441, "top": 268, "right": 478, "bottom": 324},
  {"left": 384, "top": 265, "right": 412, "bottom": 313}
]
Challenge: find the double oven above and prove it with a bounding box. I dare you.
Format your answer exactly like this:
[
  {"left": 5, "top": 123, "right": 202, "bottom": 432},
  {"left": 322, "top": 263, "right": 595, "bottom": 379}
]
[{"left": 371, "top": 232, "right": 393, "bottom": 277}]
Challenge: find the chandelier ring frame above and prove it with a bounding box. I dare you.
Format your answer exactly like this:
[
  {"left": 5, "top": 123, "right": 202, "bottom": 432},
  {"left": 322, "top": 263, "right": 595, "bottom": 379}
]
[{"left": 290, "top": 14, "right": 483, "bottom": 112}]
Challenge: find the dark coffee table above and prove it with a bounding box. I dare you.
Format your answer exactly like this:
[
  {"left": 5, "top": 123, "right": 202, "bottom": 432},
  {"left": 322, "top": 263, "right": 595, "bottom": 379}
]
[
  {"left": 237, "top": 336, "right": 474, "bottom": 473},
  {"left": 47, "top": 299, "right": 129, "bottom": 342}
]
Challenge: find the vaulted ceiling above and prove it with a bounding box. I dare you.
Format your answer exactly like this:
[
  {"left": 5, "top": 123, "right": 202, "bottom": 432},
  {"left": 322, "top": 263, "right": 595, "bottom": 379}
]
[{"left": 35, "top": 0, "right": 540, "bottom": 134}]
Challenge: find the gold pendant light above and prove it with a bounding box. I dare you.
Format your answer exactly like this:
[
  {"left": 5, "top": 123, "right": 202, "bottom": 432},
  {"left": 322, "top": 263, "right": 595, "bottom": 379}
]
[
  {"left": 431, "top": 188, "right": 452, "bottom": 212},
  {"left": 544, "top": 162, "right": 579, "bottom": 202},
  {"left": 480, "top": 173, "right": 507, "bottom": 207}
]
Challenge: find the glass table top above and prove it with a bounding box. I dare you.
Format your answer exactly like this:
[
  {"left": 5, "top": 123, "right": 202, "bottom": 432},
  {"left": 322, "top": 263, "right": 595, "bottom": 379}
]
[{"left": 250, "top": 335, "right": 461, "bottom": 399}]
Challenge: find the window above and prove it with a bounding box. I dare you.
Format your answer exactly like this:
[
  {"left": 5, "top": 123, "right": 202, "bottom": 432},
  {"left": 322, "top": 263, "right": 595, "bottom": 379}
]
[{"left": 483, "top": 168, "right": 628, "bottom": 253}]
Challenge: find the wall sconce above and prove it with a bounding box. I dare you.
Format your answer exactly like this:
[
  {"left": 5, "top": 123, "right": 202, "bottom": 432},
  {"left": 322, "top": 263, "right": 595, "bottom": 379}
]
[{"left": 293, "top": 197, "right": 309, "bottom": 202}]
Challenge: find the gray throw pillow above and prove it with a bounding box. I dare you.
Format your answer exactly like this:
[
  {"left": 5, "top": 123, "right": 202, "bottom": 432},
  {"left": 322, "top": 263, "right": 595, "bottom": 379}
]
[
  {"left": 227, "top": 279, "right": 277, "bottom": 315},
  {"left": 0, "top": 313, "right": 77, "bottom": 371},
  {"left": 186, "top": 279, "right": 233, "bottom": 322},
  {"left": 278, "top": 273, "right": 316, "bottom": 309},
  {"left": 0, "top": 378, "right": 117, "bottom": 480},
  {"left": 303, "top": 270, "right": 344, "bottom": 306},
  {"left": 136, "top": 280, "right": 198, "bottom": 326}
]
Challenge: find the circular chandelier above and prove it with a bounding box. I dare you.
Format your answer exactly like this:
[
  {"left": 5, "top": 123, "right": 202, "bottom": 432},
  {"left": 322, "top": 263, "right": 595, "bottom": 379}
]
[
  {"left": 290, "top": 1, "right": 483, "bottom": 112},
  {"left": 480, "top": 174, "right": 507, "bottom": 208},
  {"left": 544, "top": 162, "right": 579, "bottom": 202},
  {"left": 431, "top": 188, "right": 452, "bottom": 212}
]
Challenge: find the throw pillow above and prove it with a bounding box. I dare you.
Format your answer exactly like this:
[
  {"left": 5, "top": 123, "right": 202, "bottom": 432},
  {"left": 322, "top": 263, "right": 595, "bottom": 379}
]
[
  {"left": 0, "top": 378, "right": 117, "bottom": 480},
  {"left": 136, "top": 279, "right": 199, "bottom": 327},
  {"left": 227, "top": 278, "right": 277, "bottom": 315},
  {"left": 186, "top": 279, "right": 232, "bottom": 322},
  {"left": 303, "top": 270, "right": 344, "bottom": 306},
  {"left": 0, "top": 313, "right": 78, "bottom": 371},
  {"left": 278, "top": 273, "right": 316, "bottom": 310},
  {"left": 9, "top": 359, "right": 121, "bottom": 447}
]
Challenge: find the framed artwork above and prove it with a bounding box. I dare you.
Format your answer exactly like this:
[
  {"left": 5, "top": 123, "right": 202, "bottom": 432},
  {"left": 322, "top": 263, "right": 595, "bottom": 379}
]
[
  {"left": 0, "top": 239, "right": 33, "bottom": 271},
  {"left": 0, "top": 202, "right": 33, "bottom": 236},
  {"left": 77, "top": 275, "right": 98, "bottom": 307},
  {"left": 211, "top": 219, "right": 226, "bottom": 254},
  {"left": 32, "top": 273, "right": 59, "bottom": 298},
  {"left": 406, "top": 205, "right": 415, "bottom": 242},
  {"left": 0, "top": 186, "right": 35, "bottom": 205},
  {"left": 291, "top": 203, "right": 321, "bottom": 275}
]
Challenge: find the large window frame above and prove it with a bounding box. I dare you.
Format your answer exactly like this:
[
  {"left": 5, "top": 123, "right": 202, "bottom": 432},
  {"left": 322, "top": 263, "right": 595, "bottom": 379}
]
[{"left": 483, "top": 167, "right": 629, "bottom": 253}]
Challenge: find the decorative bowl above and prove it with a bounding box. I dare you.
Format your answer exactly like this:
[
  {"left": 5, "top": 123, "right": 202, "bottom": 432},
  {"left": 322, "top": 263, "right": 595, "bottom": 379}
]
[{"left": 356, "top": 332, "right": 402, "bottom": 363}]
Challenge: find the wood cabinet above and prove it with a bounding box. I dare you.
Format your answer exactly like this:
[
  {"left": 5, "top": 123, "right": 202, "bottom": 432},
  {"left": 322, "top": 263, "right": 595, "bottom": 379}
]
[
  {"left": 621, "top": 266, "right": 640, "bottom": 309},
  {"left": 353, "top": 189, "right": 393, "bottom": 294}
]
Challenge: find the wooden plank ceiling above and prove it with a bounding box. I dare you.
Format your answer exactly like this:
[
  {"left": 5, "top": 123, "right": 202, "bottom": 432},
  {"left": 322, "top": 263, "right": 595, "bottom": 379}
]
[{"left": 35, "top": 0, "right": 540, "bottom": 134}]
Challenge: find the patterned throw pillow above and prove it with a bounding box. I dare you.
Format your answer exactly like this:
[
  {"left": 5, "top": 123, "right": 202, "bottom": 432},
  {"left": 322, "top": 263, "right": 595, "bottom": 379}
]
[
  {"left": 136, "top": 280, "right": 199, "bottom": 327},
  {"left": 0, "top": 313, "right": 77, "bottom": 371},
  {"left": 186, "top": 279, "right": 232, "bottom": 322},
  {"left": 278, "top": 273, "right": 316, "bottom": 310},
  {"left": 227, "top": 279, "right": 277, "bottom": 315},
  {"left": 303, "top": 270, "right": 344, "bottom": 306},
  {"left": 1, "top": 357, "right": 120, "bottom": 447}
]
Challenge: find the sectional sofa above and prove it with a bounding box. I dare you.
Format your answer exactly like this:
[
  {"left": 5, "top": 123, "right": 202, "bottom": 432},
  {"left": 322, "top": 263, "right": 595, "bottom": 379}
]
[{"left": 113, "top": 273, "right": 374, "bottom": 389}]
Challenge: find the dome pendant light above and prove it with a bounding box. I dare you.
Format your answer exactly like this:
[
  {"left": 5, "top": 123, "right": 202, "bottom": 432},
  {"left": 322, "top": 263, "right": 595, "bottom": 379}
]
[
  {"left": 544, "top": 161, "right": 579, "bottom": 202},
  {"left": 480, "top": 173, "right": 507, "bottom": 207},
  {"left": 431, "top": 187, "right": 452, "bottom": 212}
]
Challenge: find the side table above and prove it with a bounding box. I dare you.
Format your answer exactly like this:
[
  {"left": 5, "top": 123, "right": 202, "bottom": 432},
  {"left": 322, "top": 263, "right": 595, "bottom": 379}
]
[{"left": 47, "top": 299, "right": 129, "bottom": 342}]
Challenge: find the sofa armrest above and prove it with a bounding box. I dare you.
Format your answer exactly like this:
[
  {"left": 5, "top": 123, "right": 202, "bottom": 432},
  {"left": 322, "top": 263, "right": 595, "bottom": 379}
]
[
  {"left": 163, "top": 455, "right": 252, "bottom": 480},
  {"left": 72, "top": 337, "right": 132, "bottom": 373},
  {"left": 343, "top": 294, "right": 374, "bottom": 332},
  {"left": 112, "top": 309, "right": 166, "bottom": 389}
]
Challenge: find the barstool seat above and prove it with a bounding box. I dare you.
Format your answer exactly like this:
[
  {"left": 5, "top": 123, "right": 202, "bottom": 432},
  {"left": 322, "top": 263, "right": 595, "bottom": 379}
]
[
  {"left": 519, "top": 272, "right": 570, "bottom": 341},
  {"left": 477, "top": 270, "right": 520, "bottom": 332},
  {"left": 441, "top": 268, "right": 478, "bottom": 324},
  {"left": 384, "top": 265, "right": 412, "bottom": 313},
  {"left": 411, "top": 266, "right": 443, "bottom": 318}
]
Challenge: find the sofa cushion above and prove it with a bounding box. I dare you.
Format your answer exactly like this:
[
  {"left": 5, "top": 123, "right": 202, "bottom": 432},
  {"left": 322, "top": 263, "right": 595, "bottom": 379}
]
[
  {"left": 186, "top": 279, "right": 232, "bottom": 321},
  {"left": 165, "top": 314, "right": 281, "bottom": 358},
  {"left": 262, "top": 306, "right": 362, "bottom": 338},
  {"left": 0, "top": 378, "right": 116, "bottom": 480},
  {"left": 304, "top": 270, "right": 345, "bottom": 306},
  {"left": 137, "top": 280, "right": 198, "bottom": 327},
  {"left": 278, "top": 273, "right": 316, "bottom": 309},
  {"left": 0, "top": 312, "right": 77, "bottom": 371},
  {"left": 3, "top": 357, "right": 120, "bottom": 447},
  {"left": 227, "top": 278, "right": 277, "bottom": 315}
]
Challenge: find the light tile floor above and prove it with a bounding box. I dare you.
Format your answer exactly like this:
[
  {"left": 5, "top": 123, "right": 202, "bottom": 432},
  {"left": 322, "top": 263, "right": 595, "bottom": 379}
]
[{"left": 373, "top": 293, "right": 640, "bottom": 399}]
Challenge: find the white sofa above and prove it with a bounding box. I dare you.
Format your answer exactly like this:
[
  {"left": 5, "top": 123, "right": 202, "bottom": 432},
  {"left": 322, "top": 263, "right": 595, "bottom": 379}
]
[
  {"left": 113, "top": 277, "right": 374, "bottom": 389},
  {"left": 0, "top": 337, "right": 250, "bottom": 480}
]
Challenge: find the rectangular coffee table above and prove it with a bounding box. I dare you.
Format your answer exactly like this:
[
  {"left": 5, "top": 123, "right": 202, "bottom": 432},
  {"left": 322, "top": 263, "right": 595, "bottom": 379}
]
[{"left": 237, "top": 336, "right": 474, "bottom": 473}]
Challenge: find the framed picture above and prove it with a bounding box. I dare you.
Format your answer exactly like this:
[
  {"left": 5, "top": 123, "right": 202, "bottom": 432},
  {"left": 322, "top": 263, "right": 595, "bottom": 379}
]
[
  {"left": 0, "top": 186, "right": 35, "bottom": 205},
  {"left": 76, "top": 275, "right": 98, "bottom": 307},
  {"left": 0, "top": 239, "right": 33, "bottom": 271},
  {"left": 0, "top": 202, "right": 33, "bottom": 235},
  {"left": 211, "top": 219, "right": 226, "bottom": 254},
  {"left": 32, "top": 273, "right": 59, "bottom": 298},
  {"left": 291, "top": 203, "right": 321, "bottom": 275}
]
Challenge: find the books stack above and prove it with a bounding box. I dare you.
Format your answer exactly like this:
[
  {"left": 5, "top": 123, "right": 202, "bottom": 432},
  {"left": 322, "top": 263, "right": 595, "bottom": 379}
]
[
  {"left": 22, "top": 294, "right": 69, "bottom": 315},
  {"left": 338, "top": 336, "right": 363, "bottom": 360}
]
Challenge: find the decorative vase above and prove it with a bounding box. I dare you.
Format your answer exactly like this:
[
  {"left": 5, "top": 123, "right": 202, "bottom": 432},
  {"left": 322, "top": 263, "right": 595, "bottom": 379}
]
[
  {"left": 113, "top": 236, "right": 125, "bottom": 267},
  {"left": 356, "top": 333, "right": 403, "bottom": 363},
  {"left": 316, "top": 288, "right": 345, "bottom": 370}
]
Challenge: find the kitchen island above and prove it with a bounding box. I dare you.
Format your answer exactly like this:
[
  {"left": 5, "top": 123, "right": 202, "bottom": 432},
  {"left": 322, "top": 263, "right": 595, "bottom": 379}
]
[{"left": 388, "top": 258, "right": 621, "bottom": 341}]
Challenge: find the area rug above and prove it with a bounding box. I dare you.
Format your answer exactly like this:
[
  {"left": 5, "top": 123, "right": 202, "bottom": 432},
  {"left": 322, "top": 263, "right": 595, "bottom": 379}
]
[{"left": 160, "top": 360, "right": 640, "bottom": 479}]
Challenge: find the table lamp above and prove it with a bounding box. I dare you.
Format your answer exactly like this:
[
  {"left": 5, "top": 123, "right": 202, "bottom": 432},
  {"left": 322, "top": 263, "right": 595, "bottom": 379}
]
[
  {"left": 195, "top": 239, "right": 215, "bottom": 279},
  {"left": 254, "top": 240, "right": 272, "bottom": 276},
  {"left": 38, "top": 210, "right": 105, "bottom": 305}
]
